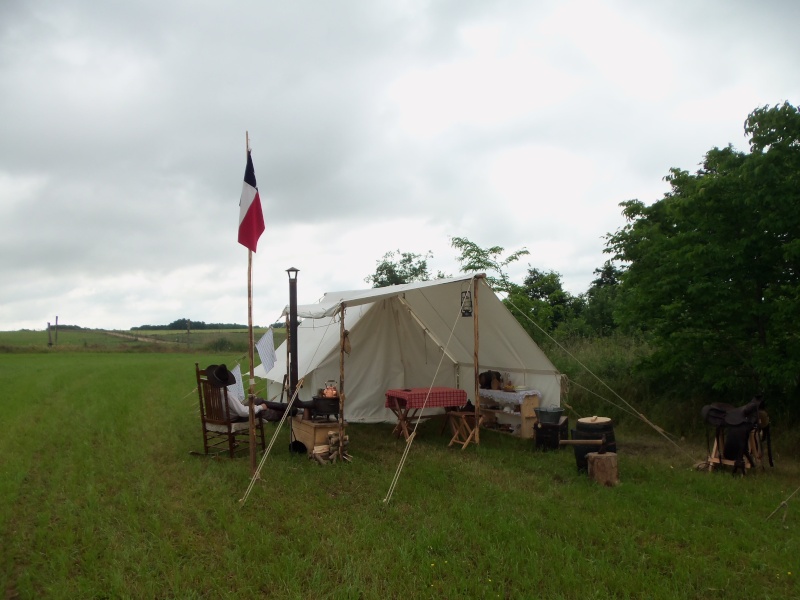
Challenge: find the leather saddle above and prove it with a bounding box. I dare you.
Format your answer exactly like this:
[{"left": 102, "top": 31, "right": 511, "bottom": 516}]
[{"left": 701, "top": 398, "right": 761, "bottom": 428}]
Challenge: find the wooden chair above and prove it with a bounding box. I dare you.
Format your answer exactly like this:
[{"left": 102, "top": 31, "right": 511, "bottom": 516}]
[{"left": 195, "top": 363, "right": 266, "bottom": 458}]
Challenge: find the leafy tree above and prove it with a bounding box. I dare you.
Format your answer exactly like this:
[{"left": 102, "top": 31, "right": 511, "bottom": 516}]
[
  {"left": 450, "top": 236, "right": 529, "bottom": 293},
  {"left": 605, "top": 102, "right": 800, "bottom": 404},
  {"left": 506, "top": 267, "right": 587, "bottom": 338},
  {"left": 365, "top": 250, "right": 442, "bottom": 288},
  {"left": 582, "top": 261, "right": 623, "bottom": 336}
]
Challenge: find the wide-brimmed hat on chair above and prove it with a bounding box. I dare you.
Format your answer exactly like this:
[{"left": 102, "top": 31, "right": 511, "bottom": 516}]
[{"left": 206, "top": 364, "right": 236, "bottom": 388}]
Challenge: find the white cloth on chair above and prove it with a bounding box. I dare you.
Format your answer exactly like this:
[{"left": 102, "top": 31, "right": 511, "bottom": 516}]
[{"left": 226, "top": 364, "right": 264, "bottom": 420}]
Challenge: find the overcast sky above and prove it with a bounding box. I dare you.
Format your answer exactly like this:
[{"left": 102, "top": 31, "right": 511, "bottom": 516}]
[{"left": 1, "top": 0, "right": 798, "bottom": 331}]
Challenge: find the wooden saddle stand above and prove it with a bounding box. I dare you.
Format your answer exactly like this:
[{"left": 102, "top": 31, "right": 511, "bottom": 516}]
[{"left": 701, "top": 397, "right": 774, "bottom": 475}]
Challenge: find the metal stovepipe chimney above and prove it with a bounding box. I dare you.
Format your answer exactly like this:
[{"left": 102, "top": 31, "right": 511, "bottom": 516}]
[{"left": 287, "top": 267, "right": 299, "bottom": 398}]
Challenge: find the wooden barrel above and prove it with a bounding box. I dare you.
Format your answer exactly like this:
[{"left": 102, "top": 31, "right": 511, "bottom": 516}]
[{"left": 572, "top": 416, "right": 616, "bottom": 471}]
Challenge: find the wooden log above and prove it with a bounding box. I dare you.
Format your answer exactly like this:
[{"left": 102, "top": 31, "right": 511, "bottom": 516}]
[
  {"left": 313, "top": 445, "right": 330, "bottom": 454},
  {"left": 587, "top": 452, "right": 619, "bottom": 487},
  {"left": 559, "top": 439, "right": 603, "bottom": 446}
]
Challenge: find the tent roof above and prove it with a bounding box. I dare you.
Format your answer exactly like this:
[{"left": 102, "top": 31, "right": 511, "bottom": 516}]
[
  {"left": 264, "top": 273, "right": 558, "bottom": 380},
  {"left": 282, "top": 274, "right": 479, "bottom": 319}
]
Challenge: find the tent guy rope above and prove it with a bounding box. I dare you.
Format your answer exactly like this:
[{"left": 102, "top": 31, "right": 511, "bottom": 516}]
[
  {"left": 505, "top": 296, "right": 701, "bottom": 465},
  {"left": 383, "top": 278, "right": 475, "bottom": 504},
  {"left": 240, "top": 308, "right": 334, "bottom": 506},
  {"left": 766, "top": 485, "right": 800, "bottom": 521},
  {"left": 239, "top": 378, "right": 305, "bottom": 506}
]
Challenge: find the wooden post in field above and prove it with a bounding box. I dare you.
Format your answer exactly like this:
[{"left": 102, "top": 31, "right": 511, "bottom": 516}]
[
  {"left": 54, "top": 315, "right": 58, "bottom": 346},
  {"left": 47, "top": 322, "right": 52, "bottom": 347}
]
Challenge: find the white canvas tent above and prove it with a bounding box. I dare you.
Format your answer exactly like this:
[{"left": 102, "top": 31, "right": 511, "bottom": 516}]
[{"left": 253, "top": 274, "right": 562, "bottom": 423}]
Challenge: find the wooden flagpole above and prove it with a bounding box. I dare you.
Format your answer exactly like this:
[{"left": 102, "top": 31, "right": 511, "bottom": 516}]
[{"left": 246, "top": 131, "right": 257, "bottom": 475}]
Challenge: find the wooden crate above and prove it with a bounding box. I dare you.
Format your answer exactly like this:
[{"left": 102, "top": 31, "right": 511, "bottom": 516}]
[{"left": 291, "top": 417, "right": 345, "bottom": 455}]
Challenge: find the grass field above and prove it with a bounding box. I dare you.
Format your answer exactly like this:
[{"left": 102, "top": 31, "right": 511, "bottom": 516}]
[{"left": 2, "top": 350, "right": 799, "bottom": 599}]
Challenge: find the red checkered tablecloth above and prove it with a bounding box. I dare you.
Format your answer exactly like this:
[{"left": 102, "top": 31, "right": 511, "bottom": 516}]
[{"left": 385, "top": 387, "right": 467, "bottom": 409}]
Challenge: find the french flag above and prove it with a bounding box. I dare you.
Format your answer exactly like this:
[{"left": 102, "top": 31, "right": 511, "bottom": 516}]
[{"left": 238, "top": 150, "right": 265, "bottom": 252}]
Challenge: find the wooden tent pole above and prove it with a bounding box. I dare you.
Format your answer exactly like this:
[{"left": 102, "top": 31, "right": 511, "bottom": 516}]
[
  {"left": 473, "top": 276, "right": 480, "bottom": 445},
  {"left": 245, "top": 131, "right": 257, "bottom": 475},
  {"left": 285, "top": 311, "right": 293, "bottom": 444},
  {"left": 338, "top": 303, "right": 346, "bottom": 458}
]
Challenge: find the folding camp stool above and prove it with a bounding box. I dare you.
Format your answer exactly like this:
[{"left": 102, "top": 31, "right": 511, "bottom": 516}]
[{"left": 447, "top": 411, "right": 484, "bottom": 449}]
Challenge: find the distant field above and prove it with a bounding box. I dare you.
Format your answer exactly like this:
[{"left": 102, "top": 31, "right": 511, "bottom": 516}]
[{"left": 0, "top": 328, "right": 287, "bottom": 354}]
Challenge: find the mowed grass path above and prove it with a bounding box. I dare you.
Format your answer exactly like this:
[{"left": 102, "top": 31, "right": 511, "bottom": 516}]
[{"left": 1, "top": 352, "right": 798, "bottom": 599}]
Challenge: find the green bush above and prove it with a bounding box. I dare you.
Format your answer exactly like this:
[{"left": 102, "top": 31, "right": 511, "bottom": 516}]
[{"left": 203, "top": 336, "right": 247, "bottom": 352}]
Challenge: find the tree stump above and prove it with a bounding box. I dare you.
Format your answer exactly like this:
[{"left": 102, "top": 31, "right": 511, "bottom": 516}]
[{"left": 587, "top": 452, "right": 619, "bottom": 487}]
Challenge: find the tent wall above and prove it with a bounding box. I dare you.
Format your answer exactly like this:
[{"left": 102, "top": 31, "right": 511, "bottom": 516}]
[{"left": 260, "top": 276, "right": 562, "bottom": 423}]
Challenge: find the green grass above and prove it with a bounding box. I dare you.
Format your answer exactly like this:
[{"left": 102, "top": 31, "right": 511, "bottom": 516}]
[{"left": 2, "top": 352, "right": 799, "bottom": 599}]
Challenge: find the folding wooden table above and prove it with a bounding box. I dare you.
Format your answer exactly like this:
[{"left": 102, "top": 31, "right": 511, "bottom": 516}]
[{"left": 385, "top": 387, "right": 468, "bottom": 442}]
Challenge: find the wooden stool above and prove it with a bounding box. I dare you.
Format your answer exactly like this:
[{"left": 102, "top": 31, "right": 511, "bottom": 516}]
[
  {"left": 587, "top": 452, "right": 619, "bottom": 486},
  {"left": 389, "top": 406, "right": 416, "bottom": 440},
  {"left": 447, "top": 411, "right": 484, "bottom": 449}
]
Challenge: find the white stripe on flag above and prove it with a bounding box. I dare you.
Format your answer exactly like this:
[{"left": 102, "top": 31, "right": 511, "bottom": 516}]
[
  {"left": 238, "top": 150, "right": 265, "bottom": 252},
  {"left": 256, "top": 328, "right": 277, "bottom": 374},
  {"left": 239, "top": 182, "right": 257, "bottom": 224}
]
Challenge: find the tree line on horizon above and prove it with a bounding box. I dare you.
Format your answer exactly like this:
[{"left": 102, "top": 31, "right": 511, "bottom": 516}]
[
  {"left": 131, "top": 319, "right": 254, "bottom": 331},
  {"left": 130, "top": 319, "right": 288, "bottom": 331}
]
